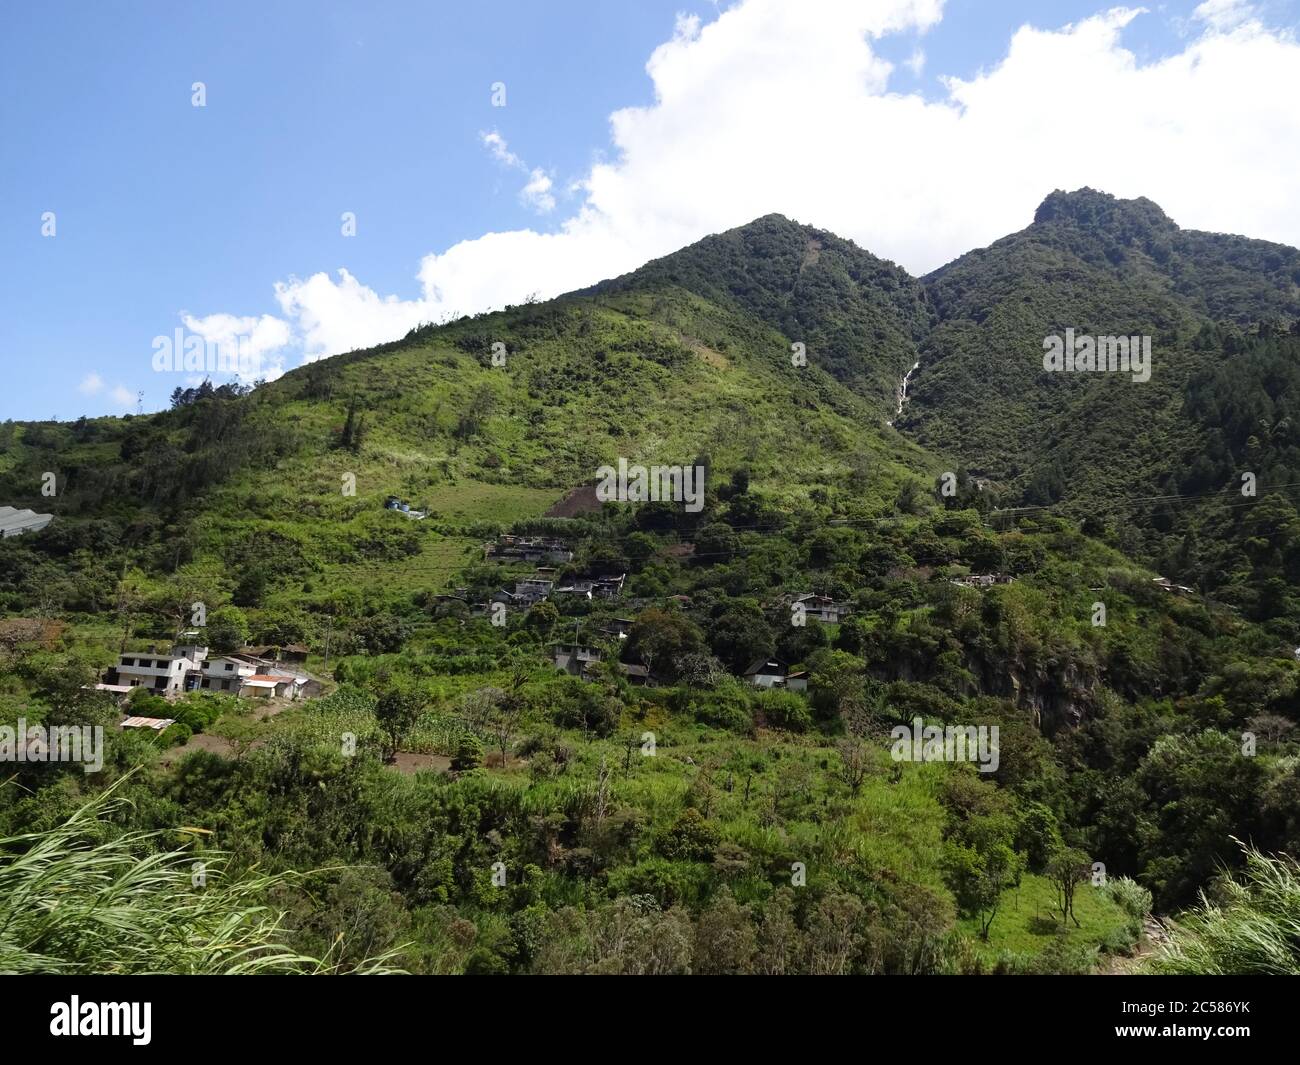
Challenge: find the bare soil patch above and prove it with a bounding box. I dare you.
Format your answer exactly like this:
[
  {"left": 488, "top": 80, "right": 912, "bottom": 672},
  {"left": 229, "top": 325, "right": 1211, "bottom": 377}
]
[
  {"left": 160, "top": 732, "right": 242, "bottom": 765},
  {"left": 385, "top": 751, "right": 452, "bottom": 775},
  {"left": 545, "top": 485, "right": 602, "bottom": 518}
]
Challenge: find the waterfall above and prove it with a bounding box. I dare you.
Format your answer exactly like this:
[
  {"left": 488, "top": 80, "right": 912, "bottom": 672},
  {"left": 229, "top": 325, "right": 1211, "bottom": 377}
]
[{"left": 887, "top": 361, "right": 920, "bottom": 426}]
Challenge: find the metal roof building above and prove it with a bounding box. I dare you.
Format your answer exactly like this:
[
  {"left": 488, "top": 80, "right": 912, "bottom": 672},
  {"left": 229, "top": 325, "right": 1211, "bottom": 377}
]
[{"left": 0, "top": 506, "right": 54, "bottom": 538}]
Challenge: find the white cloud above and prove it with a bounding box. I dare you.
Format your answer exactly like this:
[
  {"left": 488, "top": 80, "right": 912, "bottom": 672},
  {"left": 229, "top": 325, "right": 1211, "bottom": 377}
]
[
  {"left": 110, "top": 385, "right": 136, "bottom": 408},
  {"left": 273, "top": 269, "right": 434, "bottom": 362},
  {"left": 521, "top": 169, "right": 556, "bottom": 213},
  {"left": 78, "top": 373, "right": 104, "bottom": 395},
  {"left": 482, "top": 130, "right": 522, "bottom": 169},
  {"left": 481, "top": 131, "right": 556, "bottom": 214},
  {"left": 1193, "top": 0, "right": 1258, "bottom": 32},
  {"left": 206, "top": 0, "right": 1300, "bottom": 366},
  {"left": 905, "top": 47, "right": 926, "bottom": 76},
  {"left": 179, "top": 311, "right": 293, "bottom": 381}
]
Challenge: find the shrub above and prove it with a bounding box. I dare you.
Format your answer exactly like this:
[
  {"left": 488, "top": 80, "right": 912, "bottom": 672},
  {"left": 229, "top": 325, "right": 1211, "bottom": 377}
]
[
  {"left": 755, "top": 689, "right": 812, "bottom": 733},
  {"left": 1151, "top": 845, "right": 1300, "bottom": 975},
  {"left": 451, "top": 734, "right": 483, "bottom": 771}
]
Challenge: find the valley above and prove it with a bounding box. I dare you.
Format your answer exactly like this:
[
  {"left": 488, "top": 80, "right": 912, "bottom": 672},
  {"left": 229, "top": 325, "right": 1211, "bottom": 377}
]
[{"left": 3, "top": 191, "right": 1300, "bottom": 976}]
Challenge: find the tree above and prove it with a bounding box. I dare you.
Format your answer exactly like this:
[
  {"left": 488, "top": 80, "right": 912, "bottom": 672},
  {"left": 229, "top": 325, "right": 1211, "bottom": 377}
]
[
  {"left": 487, "top": 670, "right": 528, "bottom": 766},
  {"left": 661, "top": 808, "right": 718, "bottom": 862},
  {"left": 233, "top": 567, "right": 269, "bottom": 608},
  {"left": 114, "top": 578, "right": 143, "bottom": 653},
  {"left": 677, "top": 651, "right": 727, "bottom": 690},
  {"left": 1046, "top": 846, "right": 1091, "bottom": 928},
  {"left": 627, "top": 608, "right": 702, "bottom": 680},
  {"left": 1246, "top": 711, "right": 1295, "bottom": 747},
  {"left": 625, "top": 532, "right": 658, "bottom": 571},
  {"left": 693, "top": 888, "right": 757, "bottom": 975},
  {"left": 944, "top": 838, "right": 1024, "bottom": 940},
  {"left": 451, "top": 733, "right": 483, "bottom": 771},
  {"left": 696, "top": 522, "right": 739, "bottom": 561},
  {"left": 524, "top": 600, "right": 559, "bottom": 634},
  {"left": 755, "top": 889, "right": 800, "bottom": 975},
  {"left": 835, "top": 735, "right": 874, "bottom": 795},
  {"left": 708, "top": 601, "right": 774, "bottom": 673},
  {"left": 340, "top": 397, "right": 365, "bottom": 452},
  {"left": 356, "top": 613, "right": 411, "bottom": 654},
  {"left": 206, "top": 606, "right": 249, "bottom": 653},
  {"left": 155, "top": 578, "right": 215, "bottom": 641},
  {"left": 804, "top": 890, "right": 864, "bottom": 975},
  {"left": 374, "top": 687, "right": 425, "bottom": 763}
]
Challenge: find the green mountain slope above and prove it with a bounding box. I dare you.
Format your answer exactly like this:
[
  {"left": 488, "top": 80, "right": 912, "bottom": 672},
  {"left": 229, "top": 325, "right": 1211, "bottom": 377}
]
[
  {"left": 4, "top": 203, "right": 1300, "bottom": 973},
  {"left": 0, "top": 250, "right": 940, "bottom": 625},
  {"left": 904, "top": 191, "right": 1300, "bottom": 491},
  {"left": 583, "top": 213, "right": 932, "bottom": 410},
  {"left": 903, "top": 189, "right": 1300, "bottom": 497},
  {"left": 896, "top": 190, "right": 1300, "bottom": 634}
]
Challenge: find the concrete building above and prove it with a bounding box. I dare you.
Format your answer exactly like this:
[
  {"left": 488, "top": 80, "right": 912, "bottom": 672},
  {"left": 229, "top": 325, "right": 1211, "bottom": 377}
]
[{"left": 110, "top": 646, "right": 208, "bottom": 695}]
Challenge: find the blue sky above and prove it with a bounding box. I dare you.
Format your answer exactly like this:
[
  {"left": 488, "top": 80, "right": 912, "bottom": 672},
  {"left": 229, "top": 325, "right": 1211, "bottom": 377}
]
[{"left": 3, "top": 0, "right": 1299, "bottom": 421}]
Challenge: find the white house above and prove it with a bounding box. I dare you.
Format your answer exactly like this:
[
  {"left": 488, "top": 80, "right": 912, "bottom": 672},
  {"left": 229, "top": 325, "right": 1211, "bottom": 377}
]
[
  {"left": 744, "top": 659, "right": 789, "bottom": 688},
  {"left": 200, "top": 655, "right": 258, "bottom": 692},
  {"left": 793, "top": 593, "right": 849, "bottom": 623},
  {"left": 554, "top": 581, "right": 593, "bottom": 601},
  {"left": 593, "top": 574, "right": 625, "bottom": 599},
  {"left": 486, "top": 535, "right": 574, "bottom": 564},
  {"left": 743, "top": 659, "right": 811, "bottom": 691},
  {"left": 950, "top": 574, "right": 1016, "bottom": 590},
  {"left": 107, "top": 643, "right": 312, "bottom": 700},
  {"left": 111, "top": 646, "right": 208, "bottom": 695},
  {"left": 599, "top": 618, "right": 635, "bottom": 640},
  {"left": 239, "top": 674, "right": 305, "bottom": 699},
  {"left": 120, "top": 716, "right": 176, "bottom": 731}
]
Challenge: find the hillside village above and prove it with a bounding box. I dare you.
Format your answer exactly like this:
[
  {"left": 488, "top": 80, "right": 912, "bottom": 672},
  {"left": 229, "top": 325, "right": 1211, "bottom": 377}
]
[{"left": 476, "top": 534, "right": 850, "bottom": 691}]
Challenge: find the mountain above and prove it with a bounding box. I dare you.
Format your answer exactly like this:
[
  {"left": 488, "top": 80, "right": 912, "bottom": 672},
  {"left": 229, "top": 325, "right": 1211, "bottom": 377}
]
[
  {"left": 897, "top": 188, "right": 1300, "bottom": 632},
  {"left": 583, "top": 212, "right": 931, "bottom": 410},
  {"left": 0, "top": 213, "right": 960, "bottom": 632},
  {"left": 4, "top": 200, "right": 1300, "bottom": 974},
  {"left": 903, "top": 188, "right": 1300, "bottom": 498}
]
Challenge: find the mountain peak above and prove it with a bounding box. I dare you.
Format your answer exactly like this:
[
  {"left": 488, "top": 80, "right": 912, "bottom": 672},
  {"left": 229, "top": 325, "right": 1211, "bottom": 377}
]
[{"left": 1033, "top": 187, "right": 1174, "bottom": 231}]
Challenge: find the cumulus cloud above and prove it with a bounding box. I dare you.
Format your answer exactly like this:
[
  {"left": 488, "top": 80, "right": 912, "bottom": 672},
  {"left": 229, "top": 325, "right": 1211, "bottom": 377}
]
[
  {"left": 520, "top": 169, "right": 556, "bottom": 213},
  {"left": 179, "top": 311, "right": 293, "bottom": 381},
  {"left": 110, "top": 385, "right": 136, "bottom": 408},
  {"left": 202, "top": 0, "right": 1300, "bottom": 368},
  {"left": 78, "top": 373, "right": 104, "bottom": 395},
  {"left": 481, "top": 131, "right": 556, "bottom": 213},
  {"left": 1193, "top": 0, "right": 1258, "bottom": 32},
  {"left": 273, "top": 269, "right": 434, "bottom": 362}
]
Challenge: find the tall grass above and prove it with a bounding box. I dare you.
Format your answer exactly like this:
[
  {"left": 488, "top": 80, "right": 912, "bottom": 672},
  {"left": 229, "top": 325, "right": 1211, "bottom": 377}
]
[
  {"left": 1151, "top": 843, "right": 1300, "bottom": 975},
  {"left": 0, "top": 780, "right": 403, "bottom": 974}
]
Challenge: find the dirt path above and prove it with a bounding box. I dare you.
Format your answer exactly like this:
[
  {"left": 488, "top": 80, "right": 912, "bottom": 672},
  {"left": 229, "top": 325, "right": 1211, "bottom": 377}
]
[
  {"left": 1098, "top": 916, "right": 1171, "bottom": 974},
  {"left": 385, "top": 751, "right": 452, "bottom": 775}
]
